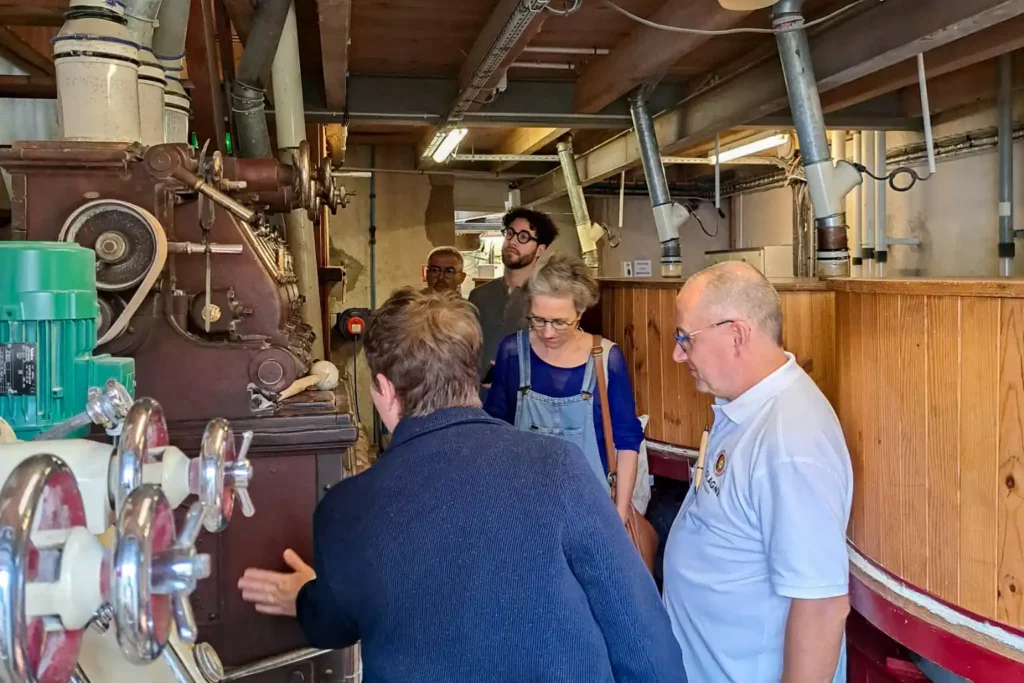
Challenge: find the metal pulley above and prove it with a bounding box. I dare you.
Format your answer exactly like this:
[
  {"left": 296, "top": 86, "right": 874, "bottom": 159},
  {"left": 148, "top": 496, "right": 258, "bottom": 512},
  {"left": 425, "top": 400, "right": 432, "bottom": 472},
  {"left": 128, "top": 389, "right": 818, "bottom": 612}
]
[
  {"left": 59, "top": 200, "right": 162, "bottom": 292},
  {"left": 196, "top": 418, "right": 256, "bottom": 533},
  {"left": 113, "top": 397, "right": 168, "bottom": 517},
  {"left": 113, "top": 492, "right": 209, "bottom": 663}
]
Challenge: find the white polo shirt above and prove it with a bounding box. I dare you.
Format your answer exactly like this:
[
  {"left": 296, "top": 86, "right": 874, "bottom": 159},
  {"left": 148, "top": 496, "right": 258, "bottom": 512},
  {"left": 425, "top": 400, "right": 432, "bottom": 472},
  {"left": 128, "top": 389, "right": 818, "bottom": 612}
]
[{"left": 662, "top": 352, "right": 852, "bottom": 683}]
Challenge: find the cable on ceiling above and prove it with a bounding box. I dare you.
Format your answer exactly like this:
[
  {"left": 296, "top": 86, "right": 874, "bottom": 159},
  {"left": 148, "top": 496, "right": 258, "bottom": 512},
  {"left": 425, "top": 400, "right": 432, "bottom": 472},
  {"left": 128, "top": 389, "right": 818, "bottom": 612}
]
[{"left": 600, "top": 0, "right": 870, "bottom": 36}]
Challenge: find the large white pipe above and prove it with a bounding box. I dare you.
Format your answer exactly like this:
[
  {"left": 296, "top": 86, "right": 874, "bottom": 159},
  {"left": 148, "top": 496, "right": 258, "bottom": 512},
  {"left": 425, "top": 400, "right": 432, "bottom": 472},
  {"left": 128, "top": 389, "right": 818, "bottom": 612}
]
[
  {"left": 152, "top": 0, "right": 192, "bottom": 143},
  {"left": 875, "top": 131, "right": 887, "bottom": 277},
  {"left": 53, "top": 2, "right": 141, "bottom": 142},
  {"left": 271, "top": 1, "right": 324, "bottom": 362},
  {"left": 860, "top": 131, "right": 876, "bottom": 275}
]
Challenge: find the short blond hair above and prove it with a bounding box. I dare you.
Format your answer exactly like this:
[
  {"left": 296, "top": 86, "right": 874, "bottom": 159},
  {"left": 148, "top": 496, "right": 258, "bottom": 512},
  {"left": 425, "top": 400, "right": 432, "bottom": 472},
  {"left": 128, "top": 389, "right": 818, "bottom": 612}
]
[
  {"left": 526, "top": 253, "right": 600, "bottom": 314},
  {"left": 363, "top": 288, "right": 482, "bottom": 417}
]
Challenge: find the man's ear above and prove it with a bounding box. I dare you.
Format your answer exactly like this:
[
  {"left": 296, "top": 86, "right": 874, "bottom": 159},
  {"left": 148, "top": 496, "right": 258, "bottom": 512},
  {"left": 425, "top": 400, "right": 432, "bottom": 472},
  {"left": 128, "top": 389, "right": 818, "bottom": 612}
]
[
  {"left": 732, "top": 320, "right": 753, "bottom": 355},
  {"left": 456, "top": 272, "right": 467, "bottom": 286}
]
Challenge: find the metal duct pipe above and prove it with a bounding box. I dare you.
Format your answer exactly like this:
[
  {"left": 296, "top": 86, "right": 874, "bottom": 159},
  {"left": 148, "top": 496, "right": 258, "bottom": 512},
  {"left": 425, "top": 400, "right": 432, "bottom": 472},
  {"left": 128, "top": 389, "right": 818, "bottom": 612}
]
[
  {"left": 874, "top": 131, "right": 887, "bottom": 276},
  {"left": 772, "top": 0, "right": 861, "bottom": 279},
  {"left": 152, "top": 0, "right": 192, "bottom": 142},
  {"left": 271, "top": 0, "right": 324, "bottom": 361},
  {"left": 233, "top": 0, "right": 293, "bottom": 159},
  {"left": 999, "top": 53, "right": 1015, "bottom": 277},
  {"left": 125, "top": 0, "right": 166, "bottom": 146},
  {"left": 556, "top": 140, "right": 601, "bottom": 273},
  {"left": 861, "top": 131, "right": 876, "bottom": 273},
  {"left": 629, "top": 95, "right": 686, "bottom": 278}
]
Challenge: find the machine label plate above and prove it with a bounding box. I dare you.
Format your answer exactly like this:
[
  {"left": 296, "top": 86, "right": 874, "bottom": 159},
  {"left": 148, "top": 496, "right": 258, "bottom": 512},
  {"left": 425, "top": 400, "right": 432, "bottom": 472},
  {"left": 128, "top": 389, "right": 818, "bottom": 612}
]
[{"left": 0, "top": 343, "right": 37, "bottom": 396}]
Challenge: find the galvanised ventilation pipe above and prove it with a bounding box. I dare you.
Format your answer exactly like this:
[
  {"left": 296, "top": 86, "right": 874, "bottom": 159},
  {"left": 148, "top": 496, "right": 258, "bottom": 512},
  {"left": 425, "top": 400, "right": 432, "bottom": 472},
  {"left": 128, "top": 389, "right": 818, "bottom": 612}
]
[
  {"left": 556, "top": 139, "right": 603, "bottom": 273},
  {"left": 630, "top": 95, "right": 690, "bottom": 278},
  {"left": 998, "top": 52, "right": 1015, "bottom": 277},
  {"left": 232, "top": 0, "right": 293, "bottom": 159},
  {"left": 772, "top": 0, "right": 862, "bottom": 278}
]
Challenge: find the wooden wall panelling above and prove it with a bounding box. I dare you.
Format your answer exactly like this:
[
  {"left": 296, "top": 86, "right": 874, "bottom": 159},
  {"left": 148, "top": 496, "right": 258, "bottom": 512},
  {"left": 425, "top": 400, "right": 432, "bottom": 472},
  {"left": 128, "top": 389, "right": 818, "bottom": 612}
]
[
  {"left": 835, "top": 291, "right": 853, "bottom": 539},
  {"left": 926, "top": 296, "right": 961, "bottom": 604},
  {"left": 646, "top": 289, "right": 665, "bottom": 439},
  {"left": 998, "top": 299, "right": 1024, "bottom": 626},
  {"left": 632, "top": 287, "right": 649, "bottom": 422},
  {"left": 661, "top": 287, "right": 683, "bottom": 445},
  {"left": 877, "top": 294, "right": 904, "bottom": 578},
  {"left": 958, "top": 298, "right": 1000, "bottom": 620},
  {"left": 899, "top": 294, "right": 929, "bottom": 589},
  {"left": 861, "top": 292, "right": 882, "bottom": 561},
  {"left": 847, "top": 293, "right": 866, "bottom": 549}
]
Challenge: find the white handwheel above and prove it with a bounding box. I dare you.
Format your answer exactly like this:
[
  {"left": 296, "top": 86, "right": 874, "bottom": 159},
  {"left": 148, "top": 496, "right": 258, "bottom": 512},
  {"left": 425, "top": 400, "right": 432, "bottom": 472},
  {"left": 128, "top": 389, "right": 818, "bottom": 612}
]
[{"left": 0, "top": 454, "right": 94, "bottom": 683}]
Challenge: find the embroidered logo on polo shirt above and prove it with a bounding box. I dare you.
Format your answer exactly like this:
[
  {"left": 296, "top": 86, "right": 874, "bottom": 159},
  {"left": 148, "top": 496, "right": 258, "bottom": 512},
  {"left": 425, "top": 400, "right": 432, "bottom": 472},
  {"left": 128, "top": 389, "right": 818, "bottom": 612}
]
[
  {"left": 715, "top": 451, "right": 727, "bottom": 476},
  {"left": 705, "top": 451, "right": 726, "bottom": 498}
]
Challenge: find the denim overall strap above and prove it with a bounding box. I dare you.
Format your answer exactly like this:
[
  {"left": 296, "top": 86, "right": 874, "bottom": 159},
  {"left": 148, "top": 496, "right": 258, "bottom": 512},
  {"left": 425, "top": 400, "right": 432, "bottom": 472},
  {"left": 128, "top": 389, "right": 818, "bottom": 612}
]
[{"left": 511, "top": 333, "right": 606, "bottom": 486}]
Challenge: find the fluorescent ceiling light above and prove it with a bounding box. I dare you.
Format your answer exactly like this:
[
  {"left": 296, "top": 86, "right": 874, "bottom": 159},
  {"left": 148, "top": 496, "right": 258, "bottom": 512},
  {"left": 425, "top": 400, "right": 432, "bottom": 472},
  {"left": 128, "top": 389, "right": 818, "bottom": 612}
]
[
  {"left": 432, "top": 128, "right": 469, "bottom": 164},
  {"left": 709, "top": 133, "right": 789, "bottom": 164}
]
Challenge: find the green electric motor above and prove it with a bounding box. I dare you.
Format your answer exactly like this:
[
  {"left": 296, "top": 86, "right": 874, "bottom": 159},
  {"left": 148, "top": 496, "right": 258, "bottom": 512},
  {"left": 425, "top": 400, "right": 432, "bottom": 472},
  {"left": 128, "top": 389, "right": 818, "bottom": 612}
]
[{"left": 0, "top": 241, "right": 135, "bottom": 440}]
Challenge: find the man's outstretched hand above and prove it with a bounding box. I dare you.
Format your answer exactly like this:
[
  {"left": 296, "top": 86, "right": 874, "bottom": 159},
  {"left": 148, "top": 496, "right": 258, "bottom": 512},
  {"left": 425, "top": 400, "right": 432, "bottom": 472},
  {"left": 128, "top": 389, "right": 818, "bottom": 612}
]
[{"left": 238, "top": 549, "right": 316, "bottom": 618}]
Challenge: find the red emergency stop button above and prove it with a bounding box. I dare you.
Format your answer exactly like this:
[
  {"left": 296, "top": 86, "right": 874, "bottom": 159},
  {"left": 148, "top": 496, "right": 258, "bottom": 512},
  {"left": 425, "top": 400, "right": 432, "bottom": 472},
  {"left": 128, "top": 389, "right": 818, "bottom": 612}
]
[{"left": 346, "top": 317, "right": 365, "bottom": 336}]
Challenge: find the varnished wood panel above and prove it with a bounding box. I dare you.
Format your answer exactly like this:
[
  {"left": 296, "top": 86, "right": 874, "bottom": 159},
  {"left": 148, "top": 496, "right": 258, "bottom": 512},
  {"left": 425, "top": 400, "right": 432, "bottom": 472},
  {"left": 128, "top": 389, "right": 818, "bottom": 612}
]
[
  {"left": 598, "top": 282, "right": 834, "bottom": 448},
  {"left": 899, "top": 295, "right": 929, "bottom": 589},
  {"left": 959, "top": 298, "right": 999, "bottom": 619},
  {"left": 877, "top": 295, "right": 903, "bottom": 577},
  {"left": 926, "top": 297, "right": 960, "bottom": 603},
  {"left": 837, "top": 287, "right": 1024, "bottom": 629},
  {"left": 646, "top": 289, "right": 665, "bottom": 438},
  {"left": 998, "top": 300, "right": 1024, "bottom": 625}
]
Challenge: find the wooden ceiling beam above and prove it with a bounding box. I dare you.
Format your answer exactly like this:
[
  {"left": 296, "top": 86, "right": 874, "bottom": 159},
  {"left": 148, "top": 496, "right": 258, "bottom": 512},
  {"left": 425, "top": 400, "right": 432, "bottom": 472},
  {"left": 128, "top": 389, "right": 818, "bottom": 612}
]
[
  {"left": 185, "top": 0, "right": 226, "bottom": 151},
  {"left": 901, "top": 52, "right": 1024, "bottom": 117},
  {"left": 0, "top": 25, "right": 53, "bottom": 76},
  {"left": 491, "top": 127, "right": 566, "bottom": 172},
  {"left": 0, "top": 74, "right": 55, "bottom": 98},
  {"left": 574, "top": 0, "right": 752, "bottom": 114},
  {"left": 0, "top": 5, "right": 65, "bottom": 27},
  {"left": 316, "top": 0, "right": 351, "bottom": 110},
  {"left": 821, "top": 13, "right": 1024, "bottom": 113}
]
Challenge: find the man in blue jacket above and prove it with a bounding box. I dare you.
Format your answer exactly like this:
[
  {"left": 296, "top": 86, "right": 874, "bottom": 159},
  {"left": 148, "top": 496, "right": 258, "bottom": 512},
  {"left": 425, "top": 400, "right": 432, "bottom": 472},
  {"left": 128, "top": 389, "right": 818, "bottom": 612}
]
[{"left": 238, "top": 287, "right": 686, "bottom": 683}]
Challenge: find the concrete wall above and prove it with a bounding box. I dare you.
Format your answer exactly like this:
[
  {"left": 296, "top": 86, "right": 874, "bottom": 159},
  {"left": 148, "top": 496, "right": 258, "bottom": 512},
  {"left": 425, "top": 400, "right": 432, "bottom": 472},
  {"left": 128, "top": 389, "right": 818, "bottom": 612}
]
[
  {"left": 588, "top": 195, "right": 731, "bottom": 277},
  {"left": 731, "top": 97, "right": 1024, "bottom": 277},
  {"left": 328, "top": 144, "right": 456, "bottom": 430}
]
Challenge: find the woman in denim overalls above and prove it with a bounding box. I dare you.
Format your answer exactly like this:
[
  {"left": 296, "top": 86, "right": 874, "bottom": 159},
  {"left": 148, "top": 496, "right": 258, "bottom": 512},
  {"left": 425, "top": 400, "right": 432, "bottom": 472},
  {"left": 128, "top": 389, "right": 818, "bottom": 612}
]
[{"left": 484, "top": 255, "right": 644, "bottom": 522}]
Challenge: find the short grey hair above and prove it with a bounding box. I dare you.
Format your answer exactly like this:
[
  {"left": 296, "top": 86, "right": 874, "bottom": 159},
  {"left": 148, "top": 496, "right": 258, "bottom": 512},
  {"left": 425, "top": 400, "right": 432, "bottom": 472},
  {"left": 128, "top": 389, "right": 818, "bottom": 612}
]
[
  {"left": 427, "top": 246, "right": 464, "bottom": 270},
  {"left": 526, "top": 254, "right": 599, "bottom": 314},
  {"left": 692, "top": 261, "right": 783, "bottom": 345}
]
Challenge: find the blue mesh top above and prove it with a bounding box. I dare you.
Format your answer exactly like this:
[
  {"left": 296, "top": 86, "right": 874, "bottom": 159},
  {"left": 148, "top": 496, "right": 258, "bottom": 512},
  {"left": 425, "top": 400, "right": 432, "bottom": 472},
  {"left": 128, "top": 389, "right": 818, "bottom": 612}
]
[{"left": 484, "top": 333, "right": 644, "bottom": 472}]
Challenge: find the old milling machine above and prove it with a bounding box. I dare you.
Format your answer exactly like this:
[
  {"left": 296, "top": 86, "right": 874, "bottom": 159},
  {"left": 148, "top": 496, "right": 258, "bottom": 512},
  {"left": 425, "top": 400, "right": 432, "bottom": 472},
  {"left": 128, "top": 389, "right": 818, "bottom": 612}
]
[{"left": 0, "top": 0, "right": 352, "bottom": 680}]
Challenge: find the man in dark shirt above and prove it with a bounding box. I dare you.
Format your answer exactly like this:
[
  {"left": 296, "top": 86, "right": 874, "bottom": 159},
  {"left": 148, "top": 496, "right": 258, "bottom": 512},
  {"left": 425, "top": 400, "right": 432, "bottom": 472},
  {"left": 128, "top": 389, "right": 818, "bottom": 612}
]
[
  {"left": 469, "top": 207, "right": 558, "bottom": 394},
  {"left": 237, "top": 288, "right": 686, "bottom": 683}
]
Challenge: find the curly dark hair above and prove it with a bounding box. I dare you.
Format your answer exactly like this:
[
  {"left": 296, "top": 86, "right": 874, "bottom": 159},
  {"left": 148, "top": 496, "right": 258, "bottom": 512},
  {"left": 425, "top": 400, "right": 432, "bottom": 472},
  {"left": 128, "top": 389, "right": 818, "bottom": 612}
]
[{"left": 502, "top": 207, "right": 559, "bottom": 247}]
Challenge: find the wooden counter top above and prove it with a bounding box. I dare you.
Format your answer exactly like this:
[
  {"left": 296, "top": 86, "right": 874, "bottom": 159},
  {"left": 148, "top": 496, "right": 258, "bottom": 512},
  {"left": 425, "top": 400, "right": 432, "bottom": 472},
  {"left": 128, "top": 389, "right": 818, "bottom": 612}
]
[
  {"left": 598, "top": 277, "right": 828, "bottom": 292},
  {"left": 829, "top": 277, "right": 1024, "bottom": 297}
]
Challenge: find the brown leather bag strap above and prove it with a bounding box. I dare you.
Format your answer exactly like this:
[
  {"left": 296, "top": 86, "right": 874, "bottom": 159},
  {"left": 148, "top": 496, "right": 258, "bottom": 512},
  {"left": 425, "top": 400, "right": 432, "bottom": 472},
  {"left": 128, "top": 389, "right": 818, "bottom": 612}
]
[{"left": 591, "top": 335, "right": 618, "bottom": 479}]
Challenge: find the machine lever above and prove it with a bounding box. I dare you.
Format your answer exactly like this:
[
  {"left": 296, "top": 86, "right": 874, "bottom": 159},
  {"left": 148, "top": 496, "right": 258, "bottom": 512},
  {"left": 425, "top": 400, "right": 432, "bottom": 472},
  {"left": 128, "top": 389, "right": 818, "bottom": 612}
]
[
  {"left": 32, "top": 379, "right": 132, "bottom": 440},
  {"left": 169, "top": 242, "right": 244, "bottom": 255}
]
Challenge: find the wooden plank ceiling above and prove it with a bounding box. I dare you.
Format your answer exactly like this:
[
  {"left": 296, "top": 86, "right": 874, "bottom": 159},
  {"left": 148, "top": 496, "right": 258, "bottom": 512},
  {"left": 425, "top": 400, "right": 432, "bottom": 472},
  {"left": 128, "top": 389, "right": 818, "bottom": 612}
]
[{"left": 2, "top": 0, "right": 1022, "bottom": 181}]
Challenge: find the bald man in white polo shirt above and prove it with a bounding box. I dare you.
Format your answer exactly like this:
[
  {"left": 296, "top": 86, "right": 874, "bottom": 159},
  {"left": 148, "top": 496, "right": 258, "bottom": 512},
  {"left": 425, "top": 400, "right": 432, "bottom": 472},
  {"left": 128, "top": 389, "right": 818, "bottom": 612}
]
[{"left": 662, "top": 262, "right": 852, "bottom": 683}]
